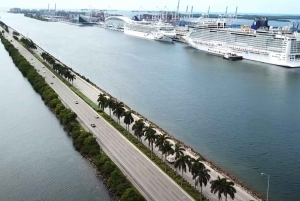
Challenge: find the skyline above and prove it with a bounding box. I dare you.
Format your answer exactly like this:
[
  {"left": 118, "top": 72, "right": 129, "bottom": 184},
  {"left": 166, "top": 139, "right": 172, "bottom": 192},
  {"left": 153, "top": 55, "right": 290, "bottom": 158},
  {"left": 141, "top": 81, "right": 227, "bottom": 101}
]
[{"left": 1, "top": 0, "right": 300, "bottom": 14}]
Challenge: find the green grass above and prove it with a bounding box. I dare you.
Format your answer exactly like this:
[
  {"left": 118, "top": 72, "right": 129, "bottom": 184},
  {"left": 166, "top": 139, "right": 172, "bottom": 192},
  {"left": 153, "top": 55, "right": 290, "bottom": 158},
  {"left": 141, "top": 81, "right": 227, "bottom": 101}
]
[
  {"left": 30, "top": 46, "right": 208, "bottom": 201},
  {"left": 99, "top": 112, "right": 208, "bottom": 201}
]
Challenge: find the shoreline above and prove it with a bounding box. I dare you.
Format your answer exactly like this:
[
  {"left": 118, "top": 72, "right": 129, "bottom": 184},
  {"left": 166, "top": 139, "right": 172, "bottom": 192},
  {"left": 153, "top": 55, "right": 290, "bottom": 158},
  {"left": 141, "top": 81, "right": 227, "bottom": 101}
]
[
  {"left": 7, "top": 24, "right": 264, "bottom": 201},
  {"left": 0, "top": 29, "right": 145, "bottom": 201},
  {"left": 39, "top": 40, "right": 265, "bottom": 201}
]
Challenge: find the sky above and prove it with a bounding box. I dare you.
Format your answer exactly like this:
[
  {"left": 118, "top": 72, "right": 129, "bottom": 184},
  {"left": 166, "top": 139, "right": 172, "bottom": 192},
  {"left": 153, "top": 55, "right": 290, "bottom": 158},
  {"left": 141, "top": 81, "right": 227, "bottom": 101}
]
[{"left": 1, "top": 0, "right": 300, "bottom": 14}]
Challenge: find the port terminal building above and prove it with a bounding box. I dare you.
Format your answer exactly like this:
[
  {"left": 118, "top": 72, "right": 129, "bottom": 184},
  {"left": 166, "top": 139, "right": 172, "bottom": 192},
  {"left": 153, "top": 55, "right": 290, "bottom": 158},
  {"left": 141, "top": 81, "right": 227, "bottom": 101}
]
[{"left": 104, "top": 16, "right": 132, "bottom": 28}]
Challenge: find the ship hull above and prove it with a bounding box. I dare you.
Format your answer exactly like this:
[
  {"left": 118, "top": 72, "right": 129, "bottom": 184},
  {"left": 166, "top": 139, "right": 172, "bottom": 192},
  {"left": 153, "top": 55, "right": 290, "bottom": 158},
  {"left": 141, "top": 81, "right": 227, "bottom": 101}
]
[
  {"left": 185, "top": 38, "right": 300, "bottom": 68},
  {"left": 124, "top": 29, "right": 173, "bottom": 42}
]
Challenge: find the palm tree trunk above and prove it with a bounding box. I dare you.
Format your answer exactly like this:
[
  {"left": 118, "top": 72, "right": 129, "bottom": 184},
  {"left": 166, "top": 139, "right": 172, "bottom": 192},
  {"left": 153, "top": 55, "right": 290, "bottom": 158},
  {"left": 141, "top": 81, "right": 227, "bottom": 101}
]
[
  {"left": 200, "top": 186, "right": 203, "bottom": 201},
  {"left": 109, "top": 109, "right": 111, "bottom": 119},
  {"left": 151, "top": 144, "right": 153, "bottom": 159},
  {"left": 181, "top": 169, "right": 183, "bottom": 186}
]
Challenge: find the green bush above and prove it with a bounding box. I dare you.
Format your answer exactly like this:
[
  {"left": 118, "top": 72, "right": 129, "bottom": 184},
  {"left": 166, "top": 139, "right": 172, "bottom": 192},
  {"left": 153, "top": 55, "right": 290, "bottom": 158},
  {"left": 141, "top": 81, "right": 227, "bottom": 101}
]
[
  {"left": 121, "top": 188, "right": 146, "bottom": 201},
  {"left": 102, "top": 161, "right": 117, "bottom": 177},
  {"left": 0, "top": 36, "right": 147, "bottom": 201}
]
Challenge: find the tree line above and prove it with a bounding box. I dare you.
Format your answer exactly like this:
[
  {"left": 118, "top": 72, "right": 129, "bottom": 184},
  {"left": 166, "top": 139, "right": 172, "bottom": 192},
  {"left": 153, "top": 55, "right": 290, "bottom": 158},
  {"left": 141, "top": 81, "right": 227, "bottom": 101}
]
[
  {"left": 0, "top": 35, "right": 145, "bottom": 201},
  {"left": 97, "top": 94, "right": 237, "bottom": 201},
  {"left": 1, "top": 21, "right": 238, "bottom": 200},
  {"left": 41, "top": 52, "right": 76, "bottom": 84}
]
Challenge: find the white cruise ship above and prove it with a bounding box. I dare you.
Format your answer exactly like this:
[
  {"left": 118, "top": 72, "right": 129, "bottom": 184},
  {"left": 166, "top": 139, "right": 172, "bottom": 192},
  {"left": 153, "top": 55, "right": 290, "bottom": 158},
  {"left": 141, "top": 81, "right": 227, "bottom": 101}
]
[
  {"left": 124, "top": 20, "right": 176, "bottom": 42},
  {"left": 184, "top": 17, "right": 300, "bottom": 67}
]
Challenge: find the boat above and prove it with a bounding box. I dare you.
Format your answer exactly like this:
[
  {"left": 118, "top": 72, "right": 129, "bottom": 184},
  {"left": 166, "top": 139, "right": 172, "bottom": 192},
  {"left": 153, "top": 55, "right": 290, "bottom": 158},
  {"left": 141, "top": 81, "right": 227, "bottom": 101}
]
[
  {"left": 223, "top": 52, "right": 243, "bottom": 61},
  {"left": 124, "top": 19, "right": 176, "bottom": 42},
  {"left": 184, "top": 16, "right": 300, "bottom": 67}
]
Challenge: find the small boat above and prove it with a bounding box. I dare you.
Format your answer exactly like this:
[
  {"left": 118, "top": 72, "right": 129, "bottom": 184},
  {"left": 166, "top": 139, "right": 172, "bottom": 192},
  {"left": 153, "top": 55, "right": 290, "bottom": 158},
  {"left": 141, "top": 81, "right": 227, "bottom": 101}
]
[{"left": 223, "top": 53, "right": 243, "bottom": 61}]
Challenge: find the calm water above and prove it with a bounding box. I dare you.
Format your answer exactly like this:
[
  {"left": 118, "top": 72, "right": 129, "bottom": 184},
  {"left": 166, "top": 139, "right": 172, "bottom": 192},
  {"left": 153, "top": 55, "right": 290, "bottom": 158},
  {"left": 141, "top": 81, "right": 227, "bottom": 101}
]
[
  {"left": 0, "top": 32, "right": 112, "bottom": 200},
  {"left": 1, "top": 12, "right": 300, "bottom": 201}
]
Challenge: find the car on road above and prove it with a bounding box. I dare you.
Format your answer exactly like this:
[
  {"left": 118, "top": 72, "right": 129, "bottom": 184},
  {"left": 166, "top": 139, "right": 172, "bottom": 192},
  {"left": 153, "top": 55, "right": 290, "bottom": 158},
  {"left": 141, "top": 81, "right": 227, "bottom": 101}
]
[
  {"left": 74, "top": 101, "right": 79, "bottom": 104},
  {"left": 43, "top": 71, "right": 46, "bottom": 73},
  {"left": 95, "top": 115, "right": 99, "bottom": 119},
  {"left": 43, "top": 76, "right": 46, "bottom": 78},
  {"left": 91, "top": 124, "right": 96, "bottom": 128},
  {"left": 50, "top": 82, "right": 53, "bottom": 84},
  {"left": 52, "top": 76, "right": 55, "bottom": 78},
  {"left": 42, "top": 66, "right": 45, "bottom": 68}
]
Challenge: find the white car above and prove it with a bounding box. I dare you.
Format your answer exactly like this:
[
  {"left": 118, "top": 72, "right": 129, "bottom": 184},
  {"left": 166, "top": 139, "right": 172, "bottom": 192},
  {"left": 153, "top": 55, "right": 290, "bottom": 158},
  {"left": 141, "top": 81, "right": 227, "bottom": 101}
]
[
  {"left": 74, "top": 101, "right": 79, "bottom": 104},
  {"left": 95, "top": 115, "right": 99, "bottom": 119},
  {"left": 91, "top": 123, "right": 96, "bottom": 128},
  {"left": 43, "top": 71, "right": 46, "bottom": 73},
  {"left": 166, "top": 154, "right": 176, "bottom": 163}
]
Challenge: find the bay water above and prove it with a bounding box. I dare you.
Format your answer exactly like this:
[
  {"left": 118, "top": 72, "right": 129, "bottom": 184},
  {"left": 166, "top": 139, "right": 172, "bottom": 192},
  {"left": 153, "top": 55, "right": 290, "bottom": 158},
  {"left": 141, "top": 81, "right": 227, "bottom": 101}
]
[{"left": 1, "top": 12, "right": 300, "bottom": 201}]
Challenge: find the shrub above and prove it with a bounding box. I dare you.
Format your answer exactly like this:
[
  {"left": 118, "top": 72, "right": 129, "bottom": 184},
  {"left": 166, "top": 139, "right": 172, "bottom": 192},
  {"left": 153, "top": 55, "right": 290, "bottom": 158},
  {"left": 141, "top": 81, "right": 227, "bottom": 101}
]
[
  {"left": 102, "top": 161, "right": 117, "bottom": 177},
  {"left": 121, "top": 188, "right": 146, "bottom": 201}
]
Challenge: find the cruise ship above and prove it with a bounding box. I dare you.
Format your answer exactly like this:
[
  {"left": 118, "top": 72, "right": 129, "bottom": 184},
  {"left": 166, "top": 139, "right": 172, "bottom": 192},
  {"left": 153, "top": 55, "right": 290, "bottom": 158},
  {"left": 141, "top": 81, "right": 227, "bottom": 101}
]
[
  {"left": 124, "top": 20, "right": 176, "bottom": 42},
  {"left": 184, "top": 17, "right": 300, "bottom": 67}
]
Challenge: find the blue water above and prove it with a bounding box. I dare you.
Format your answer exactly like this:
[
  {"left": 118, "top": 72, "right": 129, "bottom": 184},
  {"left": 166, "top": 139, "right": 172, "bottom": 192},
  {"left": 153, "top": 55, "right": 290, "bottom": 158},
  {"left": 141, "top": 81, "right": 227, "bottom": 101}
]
[
  {"left": 1, "top": 12, "right": 300, "bottom": 201},
  {"left": 0, "top": 28, "right": 112, "bottom": 201}
]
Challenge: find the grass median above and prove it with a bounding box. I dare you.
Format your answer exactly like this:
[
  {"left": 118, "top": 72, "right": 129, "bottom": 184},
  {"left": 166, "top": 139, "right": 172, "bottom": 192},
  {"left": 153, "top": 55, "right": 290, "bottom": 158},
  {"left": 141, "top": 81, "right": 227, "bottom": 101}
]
[{"left": 30, "top": 43, "right": 208, "bottom": 201}]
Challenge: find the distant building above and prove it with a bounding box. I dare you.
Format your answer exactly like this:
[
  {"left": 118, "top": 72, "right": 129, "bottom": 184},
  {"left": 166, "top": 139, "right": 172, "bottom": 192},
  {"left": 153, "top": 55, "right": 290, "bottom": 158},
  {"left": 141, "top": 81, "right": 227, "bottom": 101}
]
[
  {"left": 105, "top": 16, "right": 132, "bottom": 28},
  {"left": 9, "top": 8, "right": 21, "bottom": 13}
]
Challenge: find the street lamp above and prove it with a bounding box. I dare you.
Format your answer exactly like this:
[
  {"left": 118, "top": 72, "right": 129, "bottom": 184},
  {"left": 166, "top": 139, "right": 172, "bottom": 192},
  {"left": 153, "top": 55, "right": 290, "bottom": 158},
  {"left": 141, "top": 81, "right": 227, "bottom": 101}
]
[{"left": 261, "top": 172, "right": 270, "bottom": 201}]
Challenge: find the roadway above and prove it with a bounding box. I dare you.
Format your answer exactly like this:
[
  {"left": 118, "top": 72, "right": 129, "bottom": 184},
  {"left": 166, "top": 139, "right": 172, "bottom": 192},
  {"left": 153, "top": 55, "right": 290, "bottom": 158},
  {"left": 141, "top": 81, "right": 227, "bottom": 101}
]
[
  {"left": 2, "top": 28, "right": 194, "bottom": 201},
  {"left": 3, "top": 27, "right": 261, "bottom": 201}
]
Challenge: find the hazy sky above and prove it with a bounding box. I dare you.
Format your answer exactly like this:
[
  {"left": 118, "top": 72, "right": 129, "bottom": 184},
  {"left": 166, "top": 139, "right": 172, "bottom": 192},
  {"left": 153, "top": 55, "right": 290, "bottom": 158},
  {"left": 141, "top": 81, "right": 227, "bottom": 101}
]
[{"left": 2, "top": 0, "right": 300, "bottom": 14}]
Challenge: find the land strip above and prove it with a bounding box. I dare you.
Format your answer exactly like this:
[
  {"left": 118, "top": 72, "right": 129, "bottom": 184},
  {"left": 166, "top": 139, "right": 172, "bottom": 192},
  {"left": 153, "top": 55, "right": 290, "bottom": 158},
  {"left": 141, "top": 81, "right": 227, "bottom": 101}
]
[{"left": 1, "top": 27, "right": 195, "bottom": 201}]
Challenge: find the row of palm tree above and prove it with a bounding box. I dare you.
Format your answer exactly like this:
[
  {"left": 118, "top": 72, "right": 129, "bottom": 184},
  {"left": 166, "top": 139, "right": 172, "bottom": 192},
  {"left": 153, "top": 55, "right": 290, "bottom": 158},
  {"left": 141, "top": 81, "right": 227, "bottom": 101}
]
[
  {"left": 97, "top": 95, "right": 237, "bottom": 201},
  {"left": 40, "top": 52, "right": 76, "bottom": 84}
]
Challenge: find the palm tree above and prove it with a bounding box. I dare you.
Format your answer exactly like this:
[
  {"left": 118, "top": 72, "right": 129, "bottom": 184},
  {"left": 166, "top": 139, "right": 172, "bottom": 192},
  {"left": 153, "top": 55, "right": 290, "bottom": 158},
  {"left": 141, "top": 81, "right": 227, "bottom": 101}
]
[
  {"left": 113, "top": 101, "right": 125, "bottom": 124},
  {"left": 123, "top": 110, "right": 134, "bottom": 131},
  {"left": 132, "top": 119, "right": 145, "bottom": 143},
  {"left": 106, "top": 97, "right": 116, "bottom": 119},
  {"left": 174, "top": 143, "right": 185, "bottom": 175},
  {"left": 64, "top": 70, "right": 72, "bottom": 81},
  {"left": 210, "top": 176, "right": 236, "bottom": 201},
  {"left": 70, "top": 73, "right": 76, "bottom": 85},
  {"left": 143, "top": 126, "right": 157, "bottom": 159},
  {"left": 174, "top": 155, "right": 191, "bottom": 185},
  {"left": 193, "top": 167, "right": 211, "bottom": 201},
  {"left": 190, "top": 157, "right": 206, "bottom": 188},
  {"left": 155, "top": 134, "right": 170, "bottom": 160},
  {"left": 161, "top": 140, "right": 174, "bottom": 171},
  {"left": 97, "top": 93, "right": 107, "bottom": 111}
]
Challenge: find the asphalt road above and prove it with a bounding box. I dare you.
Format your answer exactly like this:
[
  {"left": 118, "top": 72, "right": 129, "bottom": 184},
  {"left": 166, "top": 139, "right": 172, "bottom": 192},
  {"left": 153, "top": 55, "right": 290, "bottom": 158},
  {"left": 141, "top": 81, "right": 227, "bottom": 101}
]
[
  {"left": 3, "top": 28, "right": 260, "bottom": 201},
  {"left": 2, "top": 29, "right": 195, "bottom": 201},
  {"left": 70, "top": 65, "right": 261, "bottom": 201}
]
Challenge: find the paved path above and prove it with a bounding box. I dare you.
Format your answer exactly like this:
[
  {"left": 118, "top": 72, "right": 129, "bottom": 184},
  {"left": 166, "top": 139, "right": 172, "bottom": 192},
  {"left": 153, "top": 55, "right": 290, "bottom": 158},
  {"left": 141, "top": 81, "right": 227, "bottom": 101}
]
[
  {"left": 3, "top": 28, "right": 262, "bottom": 201},
  {"left": 2, "top": 28, "right": 194, "bottom": 201}
]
